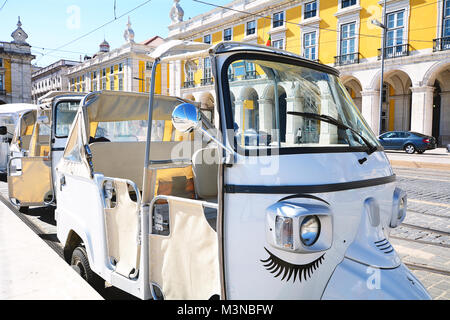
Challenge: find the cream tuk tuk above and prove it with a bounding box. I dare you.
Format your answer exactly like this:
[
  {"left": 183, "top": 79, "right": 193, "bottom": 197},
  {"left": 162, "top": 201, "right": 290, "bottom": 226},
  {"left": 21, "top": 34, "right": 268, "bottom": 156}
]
[
  {"left": 0, "top": 104, "right": 38, "bottom": 172},
  {"left": 7, "top": 92, "right": 84, "bottom": 212},
  {"left": 55, "top": 41, "right": 430, "bottom": 299}
]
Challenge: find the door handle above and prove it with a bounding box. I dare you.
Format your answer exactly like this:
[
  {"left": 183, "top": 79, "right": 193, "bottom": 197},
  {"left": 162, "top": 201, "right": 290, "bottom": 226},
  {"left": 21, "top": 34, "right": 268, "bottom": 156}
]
[{"left": 60, "top": 175, "right": 66, "bottom": 191}]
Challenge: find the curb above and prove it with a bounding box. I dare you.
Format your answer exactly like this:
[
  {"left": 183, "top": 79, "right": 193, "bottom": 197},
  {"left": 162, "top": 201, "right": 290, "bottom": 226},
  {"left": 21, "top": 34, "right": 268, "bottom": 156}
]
[{"left": 390, "top": 160, "right": 450, "bottom": 171}]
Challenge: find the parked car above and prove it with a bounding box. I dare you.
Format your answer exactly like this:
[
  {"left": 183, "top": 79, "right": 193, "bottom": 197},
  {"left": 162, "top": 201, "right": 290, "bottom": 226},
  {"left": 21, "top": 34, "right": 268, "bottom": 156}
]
[{"left": 378, "top": 131, "right": 436, "bottom": 154}]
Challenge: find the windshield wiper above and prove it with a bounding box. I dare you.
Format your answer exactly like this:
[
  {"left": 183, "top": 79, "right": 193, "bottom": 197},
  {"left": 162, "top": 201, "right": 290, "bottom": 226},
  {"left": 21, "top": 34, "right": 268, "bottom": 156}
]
[{"left": 287, "top": 111, "right": 378, "bottom": 158}]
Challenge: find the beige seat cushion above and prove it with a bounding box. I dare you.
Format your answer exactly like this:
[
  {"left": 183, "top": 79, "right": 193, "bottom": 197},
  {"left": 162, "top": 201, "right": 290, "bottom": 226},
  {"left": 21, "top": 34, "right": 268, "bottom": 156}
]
[
  {"left": 192, "top": 148, "right": 219, "bottom": 200},
  {"left": 90, "top": 141, "right": 199, "bottom": 191}
]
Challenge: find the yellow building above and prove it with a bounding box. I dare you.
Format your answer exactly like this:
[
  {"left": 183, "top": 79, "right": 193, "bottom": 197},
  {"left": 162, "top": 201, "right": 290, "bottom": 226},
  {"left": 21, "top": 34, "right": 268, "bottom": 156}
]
[
  {"left": 167, "top": 0, "right": 450, "bottom": 146},
  {"left": 0, "top": 18, "right": 35, "bottom": 105},
  {"left": 67, "top": 18, "right": 167, "bottom": 96}
]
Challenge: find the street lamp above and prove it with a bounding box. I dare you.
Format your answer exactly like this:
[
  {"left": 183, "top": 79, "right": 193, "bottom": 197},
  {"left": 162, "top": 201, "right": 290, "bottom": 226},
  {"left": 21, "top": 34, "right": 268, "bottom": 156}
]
[{"left": 371, "top": 0, "right": 387, "bottom": 135}]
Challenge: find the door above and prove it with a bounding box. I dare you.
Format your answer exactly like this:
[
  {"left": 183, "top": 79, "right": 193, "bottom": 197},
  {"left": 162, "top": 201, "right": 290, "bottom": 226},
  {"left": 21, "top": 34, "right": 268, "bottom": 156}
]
[
  {"left": 51, "top": 98, "right": 80, "bottom": 195},
  {"left": 380, "top": 132, "right": 397, "bottom": 149},
  {"left": 8, "top": 156, "right": 52, "bottom": 207},
  {"left": 8, "top": 121, "right": 52, "bottom": 207}
]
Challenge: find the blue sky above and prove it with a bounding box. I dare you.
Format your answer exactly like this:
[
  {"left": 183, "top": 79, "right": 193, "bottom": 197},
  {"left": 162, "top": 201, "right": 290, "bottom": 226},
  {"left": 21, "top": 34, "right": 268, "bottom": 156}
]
[{"left": 0, "top": 0, "right": 231, "bottom": 67}]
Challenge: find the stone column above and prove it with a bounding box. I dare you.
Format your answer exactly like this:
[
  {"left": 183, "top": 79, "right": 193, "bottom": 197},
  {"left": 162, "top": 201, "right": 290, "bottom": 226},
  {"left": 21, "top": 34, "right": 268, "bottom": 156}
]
[
  {"left": 285, "top": 97, "right": 303, "bottom": 144},
  {"left": 410, "top": 86, "right": 434, "bottom": 136},
  {"left": 439, "top": 91, "right": 450, "bottom": 145},
  {"left": 317, "top": 81, "right": 338, "bottom": 145},
  {"left": 258, "top": 98, "right": 273, "bottom": 134},
  {"left": 234, "top": 100, "right": 244, "bottom": 131},
  {"left": 361, "top": 90, "right": 381, "bottom": 135}
]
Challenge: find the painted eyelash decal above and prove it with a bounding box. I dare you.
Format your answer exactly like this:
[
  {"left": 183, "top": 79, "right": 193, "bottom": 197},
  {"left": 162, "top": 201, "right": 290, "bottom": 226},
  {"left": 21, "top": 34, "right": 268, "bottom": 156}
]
[{"left": 260, "top": 247, "right": 325, "bottom": 283}]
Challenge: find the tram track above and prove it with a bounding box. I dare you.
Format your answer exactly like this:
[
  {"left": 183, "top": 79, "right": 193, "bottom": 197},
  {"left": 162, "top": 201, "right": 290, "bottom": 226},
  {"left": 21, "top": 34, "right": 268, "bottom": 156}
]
[
  {"left": 390, "top": 235, "right": 450, "bottom": 249},
  {"left": 400, "top": 223, "right": 450, "bottom": 237},
  {"left": 404, "top": 263, "right": 450, "bottom": 277}
]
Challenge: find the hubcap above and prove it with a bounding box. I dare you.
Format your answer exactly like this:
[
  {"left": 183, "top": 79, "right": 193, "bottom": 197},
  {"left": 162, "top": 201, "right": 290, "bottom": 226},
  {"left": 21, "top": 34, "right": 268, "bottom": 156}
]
[
  {"left": 73, "top": 260, "right": 86, "bottom": 279},
  {"left": 406, "top": 145, "right": 414, "bottom": 153}
]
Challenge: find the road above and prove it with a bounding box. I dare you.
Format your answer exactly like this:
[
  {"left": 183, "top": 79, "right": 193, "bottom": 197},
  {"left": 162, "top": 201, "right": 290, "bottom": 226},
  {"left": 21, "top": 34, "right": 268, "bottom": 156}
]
[{"left": 0, "top": 166, "right": 449, "bottom": 300}]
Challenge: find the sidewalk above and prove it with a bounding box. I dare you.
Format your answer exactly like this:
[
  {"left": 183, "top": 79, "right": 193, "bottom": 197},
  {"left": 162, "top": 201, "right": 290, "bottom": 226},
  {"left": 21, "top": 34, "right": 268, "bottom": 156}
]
[
  {"left": 0, "top": 201, "right": 103, "bottom": 300},
  {"left": 386, "top": 148, "right": 450, "bottom": 170}
]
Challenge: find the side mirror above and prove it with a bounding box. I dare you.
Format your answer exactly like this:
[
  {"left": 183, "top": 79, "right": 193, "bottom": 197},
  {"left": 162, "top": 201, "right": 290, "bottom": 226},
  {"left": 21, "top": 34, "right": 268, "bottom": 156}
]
[
  {"left": 37, "top": 115, "right": 50, "bottom": 125},
  {"left": 0, "top": 126, "right": 7, "bottom": 136},
  {"left": 171, "top": 103, "right": 200, "bottom": 133},
  {"left": 171, "top": 103, "right": 234, "bottom": 155}
]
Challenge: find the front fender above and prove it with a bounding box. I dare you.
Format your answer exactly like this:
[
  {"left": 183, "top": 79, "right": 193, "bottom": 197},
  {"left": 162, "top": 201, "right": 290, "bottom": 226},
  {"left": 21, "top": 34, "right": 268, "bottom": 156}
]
[{"left": 322, "top": 258, "right": 431, "bottom": 300}]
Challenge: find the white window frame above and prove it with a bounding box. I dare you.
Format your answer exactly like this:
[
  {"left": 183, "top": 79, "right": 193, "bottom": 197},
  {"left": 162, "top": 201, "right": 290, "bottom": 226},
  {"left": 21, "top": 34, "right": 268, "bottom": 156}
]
[
  {"left": 302, "top": 30, "right": 318, "bottom": 61},
  {"left": 339, "top": 21, "right": 358, "bottom": 64},
  {"left": 304, "top": 1, "right": 318, "bottom": 20},
  {"left": 272, "top": 11, "right": 285, "bottom": 29},
  {"left": 339, "top": 0, "right": 358, "bottom": 10},
  {"left": 245, "top": 20, "right": 257, "bottom": 37},
  {"left": 223, "top": 27, "right": 233, "bottom": 41},
  {"left": 203, "top": 34, "right": 211, "bottom": 44},
  {"left": 336, "top": 10, "right": 360, "bottom": 61},
  {"left": 381, "top": 0, "right": 410, "bottom": 54},
  {"left": 272, "top": 39, "right": 285, "bottom": 50}
]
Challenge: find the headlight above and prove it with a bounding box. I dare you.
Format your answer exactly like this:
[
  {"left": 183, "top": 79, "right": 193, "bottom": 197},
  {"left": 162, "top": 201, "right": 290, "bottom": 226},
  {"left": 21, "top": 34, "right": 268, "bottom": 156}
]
[
  {"left": 300, "top": 216, "right": 321, "bottom": 246},
  {"left": 266, "top": 202, "right": 332, "bottom": 253}
]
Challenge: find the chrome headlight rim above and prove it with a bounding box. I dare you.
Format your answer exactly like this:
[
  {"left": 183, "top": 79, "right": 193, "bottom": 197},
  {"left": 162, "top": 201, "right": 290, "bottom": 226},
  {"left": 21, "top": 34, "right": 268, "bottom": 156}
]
[
  {"left": 391, "top": 188, "right": 407, "bottom": 228},
  {"left": 300, "top": 215, "right": 321, "bottom": 247}
]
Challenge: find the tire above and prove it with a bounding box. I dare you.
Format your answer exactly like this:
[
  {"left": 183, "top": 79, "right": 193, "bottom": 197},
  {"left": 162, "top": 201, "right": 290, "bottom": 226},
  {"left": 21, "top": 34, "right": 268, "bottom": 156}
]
[
  {"left": 18, "top": 206, "right": 29, "bottom": 214},
  {"left": 417, "top": 150, "right": 425, "bottom": 154},
  {"left": 404, "top": 144, "right": 416, "bottom": 154},
  {"left": 71, "top": 246, "right": 104, "bottom": 291}
]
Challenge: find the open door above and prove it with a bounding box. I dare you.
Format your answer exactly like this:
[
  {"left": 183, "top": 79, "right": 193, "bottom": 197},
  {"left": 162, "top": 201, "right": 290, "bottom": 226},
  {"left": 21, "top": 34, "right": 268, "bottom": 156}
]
[
  {"left": 8, "top": 121, "right": 52, "bottom": 207},
  {"left": 8, "top": 156, "right": 52, "bottom": 207}
]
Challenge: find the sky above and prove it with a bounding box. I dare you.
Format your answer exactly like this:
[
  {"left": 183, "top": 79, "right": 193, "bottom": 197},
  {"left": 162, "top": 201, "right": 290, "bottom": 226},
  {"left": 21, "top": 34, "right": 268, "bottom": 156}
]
[{"left": 0, "top": 0, "right": 231, "bottom": 67}]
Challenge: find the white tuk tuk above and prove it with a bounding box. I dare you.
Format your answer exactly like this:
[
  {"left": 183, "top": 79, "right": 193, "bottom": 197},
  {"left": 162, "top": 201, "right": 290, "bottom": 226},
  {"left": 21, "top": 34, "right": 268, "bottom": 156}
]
[
  {"left": 7, "top": 92, "right": 84, "bottom": 212},
  {"left": 0, "top": 104, "right": 38, "bottom": 172},
  {"left": 55, "top": 41, "right": 430, "bottom": 299}
]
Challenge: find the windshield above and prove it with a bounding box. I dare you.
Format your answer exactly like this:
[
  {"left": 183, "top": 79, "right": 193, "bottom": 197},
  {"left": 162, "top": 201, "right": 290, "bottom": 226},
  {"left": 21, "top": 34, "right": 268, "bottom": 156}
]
[
  {"left": 55, "top": 101, "right": 80, "bottom": 138},
  {"left": 224, "top": 58, "right": 379, "bottom": 153},
  {"left": 0, "top": 113, "right": 19, "bottom": 135}
]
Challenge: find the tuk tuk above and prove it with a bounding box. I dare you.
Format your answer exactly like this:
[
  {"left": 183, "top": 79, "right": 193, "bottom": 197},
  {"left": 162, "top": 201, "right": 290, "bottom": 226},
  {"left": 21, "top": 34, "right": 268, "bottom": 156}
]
[
  {"left": 7, "top": 92, "right": 84, "bottom": 212},
  {"left": 0, "top": 104, "right": 38, "bottom": 172},
  {"left": 55, "top": 41, "right": 430, "bottom": 299}
]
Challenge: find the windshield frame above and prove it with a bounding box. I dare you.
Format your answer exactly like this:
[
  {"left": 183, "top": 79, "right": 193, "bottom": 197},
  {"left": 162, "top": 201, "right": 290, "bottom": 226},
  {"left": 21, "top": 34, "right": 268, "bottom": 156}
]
[
  {"left": 220, "top": 52, "right": 383, "bottom": 157},
  {"left": 53, "top": 99, "right": 81, "bottom": 139}
]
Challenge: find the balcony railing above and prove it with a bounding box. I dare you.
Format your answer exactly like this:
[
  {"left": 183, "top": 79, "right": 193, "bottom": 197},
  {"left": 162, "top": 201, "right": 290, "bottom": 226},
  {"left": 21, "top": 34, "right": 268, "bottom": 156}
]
[
  {"left": 201, "top": 77, "right": 214, "bottom": 86},
  {"left": 378, "top": 44, "right": 410, "bottom": 60},
  {"left": 0, "top": 89, "right": 6, "bottom": 96},
  {"left": 334, "top": 52, "right": 360, "bottom": 66},
  {"left": 433, "top": 37, "right": 450, "bottom": 52},
  {"left": 183, "top": 81, "right": 195, "bottom": 89}
]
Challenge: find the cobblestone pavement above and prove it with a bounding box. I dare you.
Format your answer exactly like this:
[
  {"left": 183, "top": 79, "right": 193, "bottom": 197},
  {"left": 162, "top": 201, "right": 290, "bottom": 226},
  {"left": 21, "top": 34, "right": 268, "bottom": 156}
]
[
  {"left": 390, "top": 166, "right": 450, "bottom": 300},
  {"left": 1, "top": 167, "right": 449, "bottom": 299}
]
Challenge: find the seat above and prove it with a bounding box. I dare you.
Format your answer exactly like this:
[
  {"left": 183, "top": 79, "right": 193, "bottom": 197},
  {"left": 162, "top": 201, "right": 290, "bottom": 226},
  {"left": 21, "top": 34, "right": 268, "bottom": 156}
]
[{"left": 191, "top": 147, "right": 219, "bottom": 200}]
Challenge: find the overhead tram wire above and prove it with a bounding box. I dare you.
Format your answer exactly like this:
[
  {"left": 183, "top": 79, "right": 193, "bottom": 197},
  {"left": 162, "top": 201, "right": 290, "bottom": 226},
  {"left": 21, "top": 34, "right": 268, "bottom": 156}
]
[
  {"left": 35, "top": 0, "right": 152, "bottom": 64},
  {"left": 192, "top": 0, "right": 436, "bottom": 44},
  {"left": 0, "top": 0, "right": 7, "bottom": 12}
]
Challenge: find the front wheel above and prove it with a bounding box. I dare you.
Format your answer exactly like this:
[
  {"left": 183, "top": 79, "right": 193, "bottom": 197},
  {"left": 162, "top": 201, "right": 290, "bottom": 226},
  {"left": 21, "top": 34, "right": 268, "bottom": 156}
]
[
  {"left": 404, "top": 144, "right": 416, "bottom": 154},
  {"left": 71, "top": 246, "right": 104, "bottom": 291}
]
